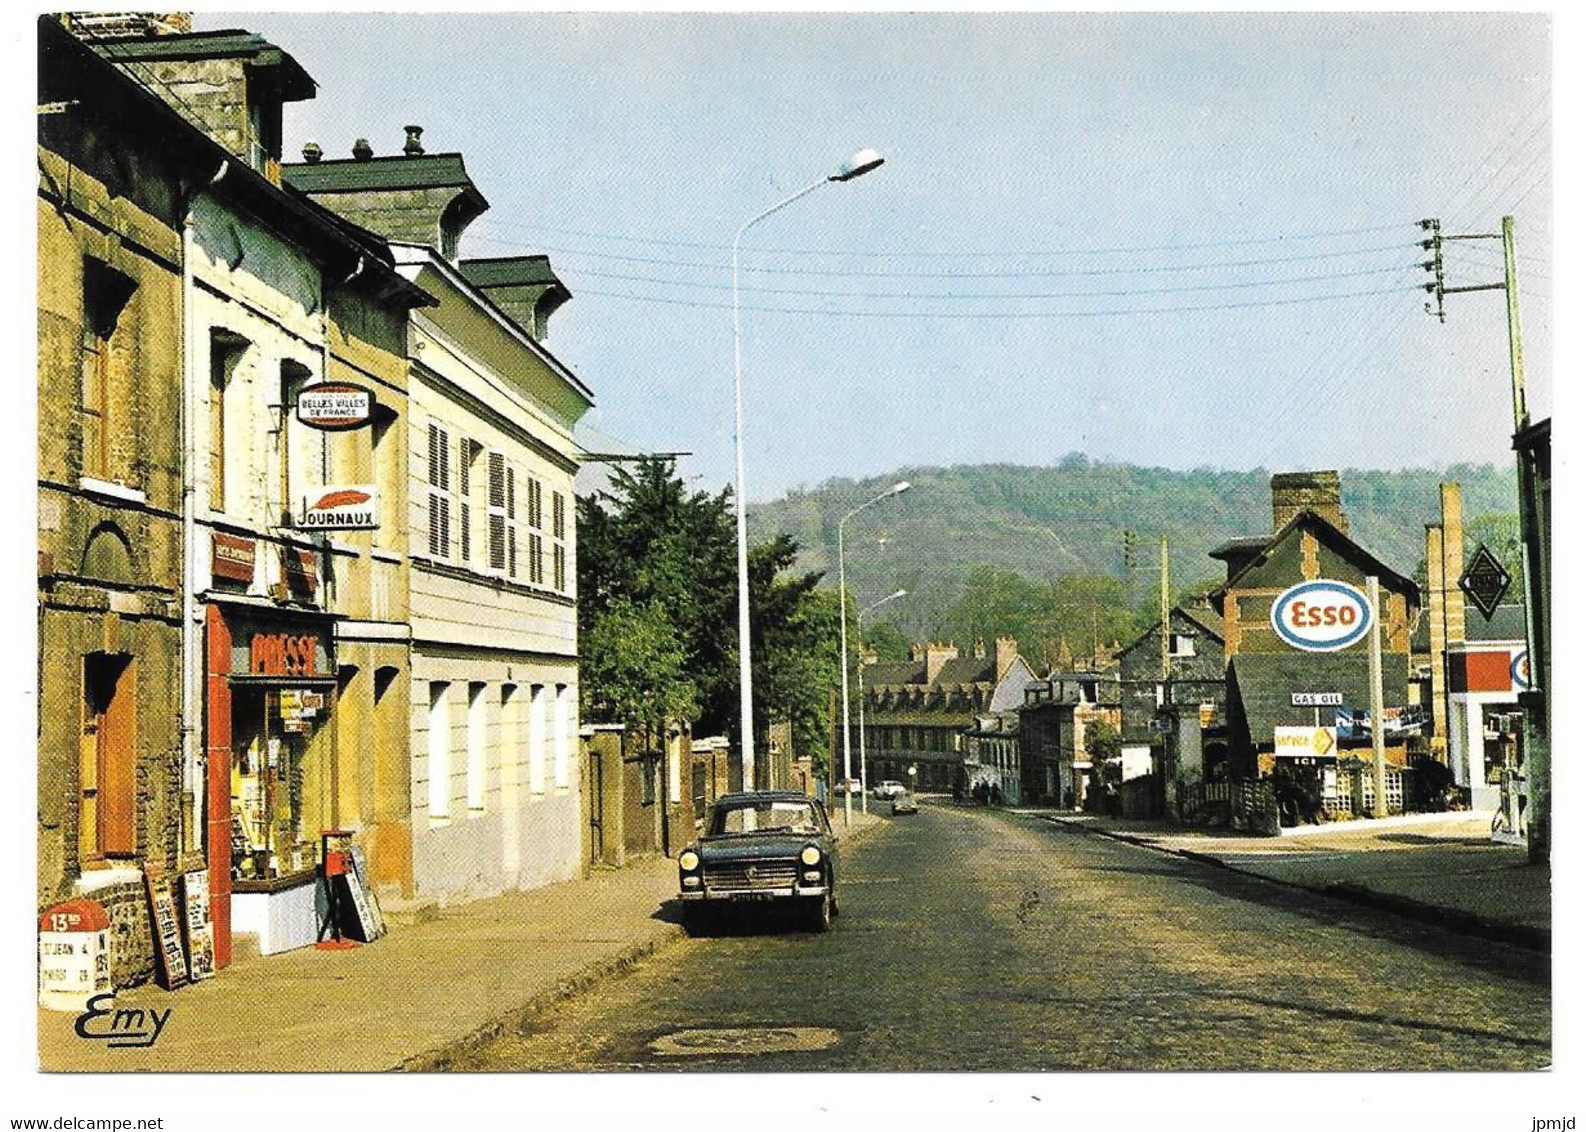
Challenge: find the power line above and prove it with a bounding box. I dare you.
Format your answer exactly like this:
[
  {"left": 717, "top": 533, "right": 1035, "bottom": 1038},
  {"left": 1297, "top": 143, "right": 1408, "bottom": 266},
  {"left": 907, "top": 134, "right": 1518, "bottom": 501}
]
[
  {"left": 571, "top": 282, "right": 1415, "bottom": 320},
  {"left": 556, "top": 262, "right": 1418, "bottom": 302},
  {"left": 466, "top": 229, "right": 1418, "bottom": 281},
  {"left": 469, "top": 217, "right": 1416, "bottom": 261}
]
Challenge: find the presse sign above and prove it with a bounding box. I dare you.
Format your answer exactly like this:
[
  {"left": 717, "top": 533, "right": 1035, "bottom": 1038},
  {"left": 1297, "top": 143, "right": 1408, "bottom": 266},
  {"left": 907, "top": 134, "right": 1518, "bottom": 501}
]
[{"left": 1270, "top": 580, "right": 1373, "bottom": 652}]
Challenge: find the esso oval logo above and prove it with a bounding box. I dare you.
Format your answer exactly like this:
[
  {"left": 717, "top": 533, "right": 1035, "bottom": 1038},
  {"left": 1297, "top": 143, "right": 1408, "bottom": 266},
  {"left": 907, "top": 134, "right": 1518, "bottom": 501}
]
[{"left": 1270, "top": 580, "right": 1374, "bottom": 652}]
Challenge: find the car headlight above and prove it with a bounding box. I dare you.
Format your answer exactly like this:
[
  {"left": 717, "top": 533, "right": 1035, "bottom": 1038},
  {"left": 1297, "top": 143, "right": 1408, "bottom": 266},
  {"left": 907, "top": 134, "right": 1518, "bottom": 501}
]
[
  {"left": 800, "top": 845, "right": 822, "bottom": 866},
  {"left": 679, "top": 850, "right": 700, "bottom": 872}
]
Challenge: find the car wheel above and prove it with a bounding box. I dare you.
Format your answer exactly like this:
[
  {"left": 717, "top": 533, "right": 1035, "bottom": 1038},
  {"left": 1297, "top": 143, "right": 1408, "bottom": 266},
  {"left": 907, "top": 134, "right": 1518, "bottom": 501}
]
[{"left": 806, "top": 890, "right": 833, "bottom": 933}]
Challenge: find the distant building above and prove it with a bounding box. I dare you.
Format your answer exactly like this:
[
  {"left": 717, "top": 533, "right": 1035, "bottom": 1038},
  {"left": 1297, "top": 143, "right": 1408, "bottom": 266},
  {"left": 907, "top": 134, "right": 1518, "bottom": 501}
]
[
  {"left": 856, "top": 639, "right": 1035, "bottom": 793},
  {"left": 963, "top": 712, "right": 1021, "bottom": 803},
  {"left": 1017, "top": 672, "right": 1120, "bottom": 808}
]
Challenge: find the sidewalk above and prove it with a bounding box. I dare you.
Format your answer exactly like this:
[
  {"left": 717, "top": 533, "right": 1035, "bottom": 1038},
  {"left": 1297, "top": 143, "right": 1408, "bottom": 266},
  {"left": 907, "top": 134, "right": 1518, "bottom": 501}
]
[
  {"left": 39, "top": 808, "right": 887, "bottom": 1072},
  {"left": 1033, "top": 809, "right": 1550, "bottom": 950}
]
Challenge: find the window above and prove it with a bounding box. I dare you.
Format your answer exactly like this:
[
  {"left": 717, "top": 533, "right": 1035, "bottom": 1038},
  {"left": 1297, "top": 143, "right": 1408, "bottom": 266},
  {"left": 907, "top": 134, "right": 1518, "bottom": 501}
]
[
  {"left": 551, "top": 491, "right": 568, "bottom": 591},
  {"left": 427, "top": 423, "right": 451, "bottom": 558},
  {"left": 277, "top": 361, "right": 312, "bottom": 525},
  {"left": 487, "top": 452, "right": 514, "bottom": 574},
  {"left": 427, "top": 682, "right": 451, "bottom": 821},
  {"left": 526, "top": 476, "right": 545, "bottom": 585},
  {"left": 207, "top": 331, "right": 248, "bottom": 513},
  {"left": 459, "top": 438, "right": 480, "bottom": 563},
  {"left": 370, "top": 405, "right": 399, "bottom": 550},
  {"left": 466, "top": 682, "right": 487, "bottom": 814},
  {"left": 81, "top": 653, "right": 136, "bottom": 860},
  {"left": 79, "top": 260, "right": 135, "bottom": 481},
  {"left": 1171, "top": 633, "right": 1196, "bottom": 658},
  {"left": 527, "top": 684, "right": 547, "bottom": 795}
]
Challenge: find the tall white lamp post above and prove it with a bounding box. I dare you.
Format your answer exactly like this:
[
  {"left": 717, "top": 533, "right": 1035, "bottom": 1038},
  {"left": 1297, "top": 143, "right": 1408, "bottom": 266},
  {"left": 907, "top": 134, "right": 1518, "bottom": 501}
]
[
  {"left": 837, "top": 481, "right": 910, "bottom": 825},
  {"left": 732, "top": 148, "right": 884, "bottom": 794},
  {"left": 857, "top": 588, "right": 908, "bottom": 816}
]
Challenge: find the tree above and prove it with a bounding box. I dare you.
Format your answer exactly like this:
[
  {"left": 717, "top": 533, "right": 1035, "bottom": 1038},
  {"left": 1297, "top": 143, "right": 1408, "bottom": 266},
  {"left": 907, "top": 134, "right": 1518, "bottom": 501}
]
[
  {"left": 580, "top": 597, "right": 698, "bottom": 748},
  {"left": 748, "top": 535, "right": 840, "bottom": 780},
  {"left": 863, "top": 620, "right": 910, "bottom": 661}
]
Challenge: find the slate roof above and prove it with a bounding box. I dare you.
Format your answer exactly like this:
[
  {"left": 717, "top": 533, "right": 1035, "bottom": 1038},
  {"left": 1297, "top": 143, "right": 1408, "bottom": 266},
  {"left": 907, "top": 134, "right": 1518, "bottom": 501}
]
[
  {"left": 458, "top": 255, "right": 564, "bottom": 289},
  {"left": 862, "top": 655, "right": 998, "bottom": 688},
  {"left": 1229, "top": 652, "right": 1406, "bottom": 742},
  {"left": 86, "top": 29, "right": 315, "bottom": 100},
  {"left": 1118, "top": 604, "right": 1224, "bottom": 661},
  {"left": 1212, "top": 509, "right": 1418, "bottom": 605},
  {"left": 282, "top": 154, "right": 488, "bottom": 205}
]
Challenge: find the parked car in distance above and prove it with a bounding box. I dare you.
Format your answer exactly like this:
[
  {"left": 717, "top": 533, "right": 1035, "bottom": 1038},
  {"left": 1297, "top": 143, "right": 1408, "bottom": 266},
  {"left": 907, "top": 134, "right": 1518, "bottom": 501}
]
[
  {"left": 677, "top": 791, "right": 840, "bottom": 932},
  {"left": 891, "top": 791, "right": 919, "bottom": 816},
  {"left": 839, "top": 778, "right": 863, "bottom": 795},
  {"left": 873, "top": 780, "right": 906, "bottom": 799}
]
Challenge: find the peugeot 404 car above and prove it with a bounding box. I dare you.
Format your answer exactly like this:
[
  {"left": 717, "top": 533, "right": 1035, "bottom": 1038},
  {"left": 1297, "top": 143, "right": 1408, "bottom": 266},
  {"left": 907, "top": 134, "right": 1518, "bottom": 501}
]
[{"left": 678, "top": 791, "right": 839, "bottom": 932}]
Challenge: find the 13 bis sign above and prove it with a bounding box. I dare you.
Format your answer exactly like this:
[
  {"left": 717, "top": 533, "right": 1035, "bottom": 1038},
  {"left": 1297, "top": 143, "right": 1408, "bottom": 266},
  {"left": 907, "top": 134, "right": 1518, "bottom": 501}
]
[
  {"left": 296, "top": 382, "right": 373, "bottom": 431},
  {"left": 1270, "top": 580, "right": 1373, "bottom": 652}
]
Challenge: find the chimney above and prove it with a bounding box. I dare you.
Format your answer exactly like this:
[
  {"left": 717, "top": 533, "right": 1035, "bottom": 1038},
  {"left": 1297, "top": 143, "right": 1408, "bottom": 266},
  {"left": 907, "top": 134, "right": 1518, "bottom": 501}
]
[
  {"left": 1426, "top": 522, "right": 1450, "bottom": 751},
  {"left": 1440, "top": 482, "right": 1466, "bottom": 650},
  {"left": 1271, "top": 470, "right": 1347, "bottom": 533},
  {"left": 403, "top": 125, "right": 425, "bottom": 156},
  {"left": 971, "top": 640, "right": 987, "bottom": 660},
  {"left": 994, "top": 637, "right": 1019, "bottom": 678},
  {"left": 924, "top": 641, "right": 958, "bottom": 684},
  {"left": 352, "top": 138, "right": 374, "bottom": 161},
  {"left": 301, "top": 141, "right": 322, "bottom": 164}
]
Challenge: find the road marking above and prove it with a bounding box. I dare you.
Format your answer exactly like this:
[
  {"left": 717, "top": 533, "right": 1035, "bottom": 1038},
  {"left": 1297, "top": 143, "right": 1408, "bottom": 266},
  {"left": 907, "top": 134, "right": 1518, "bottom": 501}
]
[{"left": 649, "top": 1026, "right": 841, "bottom": 1057}]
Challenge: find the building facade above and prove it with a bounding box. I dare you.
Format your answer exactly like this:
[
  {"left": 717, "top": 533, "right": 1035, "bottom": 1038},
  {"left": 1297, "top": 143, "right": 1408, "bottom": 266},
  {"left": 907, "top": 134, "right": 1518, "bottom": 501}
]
[{"left": 856, "top": 639, "right": 1035, "bottom": 793}]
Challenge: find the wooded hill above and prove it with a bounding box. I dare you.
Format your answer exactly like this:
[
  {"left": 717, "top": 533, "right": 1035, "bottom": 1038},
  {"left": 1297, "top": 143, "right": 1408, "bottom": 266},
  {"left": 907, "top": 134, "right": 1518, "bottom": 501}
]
[{"left": 746, "top": 456, "right": 1518, "bottom": 649}]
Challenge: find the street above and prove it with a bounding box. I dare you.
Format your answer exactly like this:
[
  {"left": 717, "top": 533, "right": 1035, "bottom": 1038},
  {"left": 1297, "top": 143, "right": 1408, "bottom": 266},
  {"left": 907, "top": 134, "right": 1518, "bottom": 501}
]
[{"left": 454, "top": 803, "right": 1549, "bottom": 1071}]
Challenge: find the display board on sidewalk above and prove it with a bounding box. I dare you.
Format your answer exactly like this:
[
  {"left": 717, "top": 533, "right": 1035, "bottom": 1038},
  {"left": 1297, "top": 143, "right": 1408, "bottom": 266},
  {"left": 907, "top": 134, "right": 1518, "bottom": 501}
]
[
  {"left": 143, "top": 866, "right": 189, "bottom": 990},
  {"left": 181, "top": 869, "right": 216, "bottom": 980}
]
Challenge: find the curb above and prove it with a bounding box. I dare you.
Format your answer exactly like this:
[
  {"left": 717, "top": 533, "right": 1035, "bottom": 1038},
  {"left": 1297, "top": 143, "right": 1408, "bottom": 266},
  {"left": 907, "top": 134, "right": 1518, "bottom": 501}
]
[
  {"left": 1039, "top": 815, "right": 1548, "bottom": 953},
  {"left": 399, "top": 925, "right": 686, "bottom": 1071},
  {"left": 402, "top": 816, "right": 897, "bottom": 1070}
]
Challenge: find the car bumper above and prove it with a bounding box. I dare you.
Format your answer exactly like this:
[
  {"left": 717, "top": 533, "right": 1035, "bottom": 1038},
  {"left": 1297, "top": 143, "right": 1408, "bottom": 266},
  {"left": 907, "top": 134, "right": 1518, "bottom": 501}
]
[{"left": 680, "top": 885, "right": 828, "bottom": 902}]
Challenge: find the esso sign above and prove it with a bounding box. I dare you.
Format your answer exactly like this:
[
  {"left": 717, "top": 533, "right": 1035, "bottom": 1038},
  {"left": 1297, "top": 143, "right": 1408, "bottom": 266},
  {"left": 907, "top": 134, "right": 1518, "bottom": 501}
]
[{"left": 1271, "top": 580, "right": 1373, "bottom": 652}]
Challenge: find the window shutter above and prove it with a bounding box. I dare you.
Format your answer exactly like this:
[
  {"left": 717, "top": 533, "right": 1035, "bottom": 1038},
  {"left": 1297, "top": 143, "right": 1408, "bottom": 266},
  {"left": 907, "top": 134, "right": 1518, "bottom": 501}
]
[{"left": 552, "top": 492, "right": 565, "bottom": 539}]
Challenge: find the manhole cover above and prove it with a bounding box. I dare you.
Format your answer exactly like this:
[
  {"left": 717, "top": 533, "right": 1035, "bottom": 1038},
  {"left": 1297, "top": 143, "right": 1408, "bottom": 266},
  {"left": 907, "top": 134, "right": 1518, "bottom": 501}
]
[{"left": 649, "top": 1026, "right": 841, "bottom": 1057}]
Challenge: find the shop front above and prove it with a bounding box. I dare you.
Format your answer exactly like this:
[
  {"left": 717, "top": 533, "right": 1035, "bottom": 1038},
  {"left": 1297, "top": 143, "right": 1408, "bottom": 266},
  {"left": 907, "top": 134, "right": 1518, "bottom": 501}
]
[{"left": 205, "top": 601, "right": 339, "bottom": 965}]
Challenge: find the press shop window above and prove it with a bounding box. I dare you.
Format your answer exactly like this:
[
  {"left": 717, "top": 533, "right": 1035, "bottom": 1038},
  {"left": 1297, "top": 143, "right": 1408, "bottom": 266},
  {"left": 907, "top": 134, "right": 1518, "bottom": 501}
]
[{"left": 229, "top": 686, "right": 329, "bottom": 881}]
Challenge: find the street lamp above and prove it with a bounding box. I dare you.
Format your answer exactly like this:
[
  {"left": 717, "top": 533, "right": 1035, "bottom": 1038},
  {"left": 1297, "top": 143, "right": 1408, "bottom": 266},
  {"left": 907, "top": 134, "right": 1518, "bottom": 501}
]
[
  {"left": 731, "top": 147, "right": 885, "bottom": 795},
  {"left": 857, "top": 588, "right": 908, "bottom": 818},
  {"left": 837, "top": 481, "right": 910, "bottom": 825}
]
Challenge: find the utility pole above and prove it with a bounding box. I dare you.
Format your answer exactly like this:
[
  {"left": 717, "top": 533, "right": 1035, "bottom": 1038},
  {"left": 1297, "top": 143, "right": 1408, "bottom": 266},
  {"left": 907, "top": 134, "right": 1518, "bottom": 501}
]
[
  {"left": 1159, "top": 534, "right": 1171, "bottom": 682},
  {"left": 1367, "top": 576, "right": 1387, "bottom": 819},
  {"left": 1420, "top": 214, "right": 1547, "bottom": 861}
]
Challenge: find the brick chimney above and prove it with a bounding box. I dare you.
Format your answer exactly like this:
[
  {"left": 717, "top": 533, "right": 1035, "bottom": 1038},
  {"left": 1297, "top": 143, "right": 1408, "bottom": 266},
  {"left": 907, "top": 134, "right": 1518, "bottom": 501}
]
[
  {"left": 923, "top": 641, "right": 958, "bottom": 684},
  {"left": 1271, "top": 470, "right": 1347, "bottom": 533},
  {"left": 994, "top": 637, "right": 1019, "bottom": 678},
  {"left": 1439, "top": 481, "right": 1466, "bottom": 650}
]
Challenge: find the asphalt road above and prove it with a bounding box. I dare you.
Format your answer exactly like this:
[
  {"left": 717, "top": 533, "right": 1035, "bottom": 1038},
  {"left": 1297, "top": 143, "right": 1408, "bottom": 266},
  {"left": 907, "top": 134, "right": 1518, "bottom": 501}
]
[{"left": 456, "top": 802, "right": 1550, "bottom": 1071}]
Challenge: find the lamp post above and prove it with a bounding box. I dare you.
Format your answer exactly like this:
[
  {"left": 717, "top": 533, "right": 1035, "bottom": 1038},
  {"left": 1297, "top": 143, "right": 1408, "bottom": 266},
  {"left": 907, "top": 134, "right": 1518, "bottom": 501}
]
[
  {"left": 836, "top": 482, "right": 910, "bottom": 825},
  {"left": 731, "top": 148, "right": 884, "bottom": 795},
  {"left": 857, "top": 588, "right": 908, "bottom": 817}
]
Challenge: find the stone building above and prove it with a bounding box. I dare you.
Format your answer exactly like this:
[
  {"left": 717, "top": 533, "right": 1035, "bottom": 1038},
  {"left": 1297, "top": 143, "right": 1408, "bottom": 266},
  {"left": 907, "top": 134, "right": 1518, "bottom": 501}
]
[
  {"left": 1115, "top": 603, "right": 1227, "bottom": 783},
  {"left": 43, "top": 16, "right": 434, "bottom": 976},
  {"left": 1209, "top": 471, "right": 1421, "bottom": 816},
  {"left": 855, "top": 638, "right": 1035, "bottom": 793},
  {"left": 1017, "top": 671, "right": 1121, "bottom": 809},
  {"left": 38, "top": 17, "right": 190, "bottom": 986}
]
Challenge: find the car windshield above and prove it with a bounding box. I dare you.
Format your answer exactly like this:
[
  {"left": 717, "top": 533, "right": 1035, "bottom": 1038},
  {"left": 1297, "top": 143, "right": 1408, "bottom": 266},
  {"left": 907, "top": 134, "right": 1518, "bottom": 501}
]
[{"left": 712, "top": 800, "right": 823, "bottom": 836}]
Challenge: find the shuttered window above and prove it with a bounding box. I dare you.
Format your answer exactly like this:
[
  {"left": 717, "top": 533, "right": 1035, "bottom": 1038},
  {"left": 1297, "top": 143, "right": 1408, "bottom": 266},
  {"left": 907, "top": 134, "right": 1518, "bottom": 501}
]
[
  {"left": 551, "top": 491, "right": 568, "bottom": 592},
  {"left": 488, "top": 451, "right": 508, "bottom": 571},
  {"left": 427, "top": 423, "right": 451, "bottom": 558},
  {"left": 459, "top": 437, "right": 478, "bottom": 563}
]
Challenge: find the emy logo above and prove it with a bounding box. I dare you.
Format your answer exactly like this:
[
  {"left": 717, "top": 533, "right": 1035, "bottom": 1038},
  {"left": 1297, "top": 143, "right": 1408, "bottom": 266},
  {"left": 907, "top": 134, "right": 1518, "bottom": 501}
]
[{"left": 73, "top": 994, "right": 170, "bottom": 1049}]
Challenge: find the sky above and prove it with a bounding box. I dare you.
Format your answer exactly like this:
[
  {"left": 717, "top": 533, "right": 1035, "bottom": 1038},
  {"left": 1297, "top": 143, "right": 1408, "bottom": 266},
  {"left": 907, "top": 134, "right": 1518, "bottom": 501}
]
[{"left": 206, "top": 11, "right": 1553, "bottom": 503}]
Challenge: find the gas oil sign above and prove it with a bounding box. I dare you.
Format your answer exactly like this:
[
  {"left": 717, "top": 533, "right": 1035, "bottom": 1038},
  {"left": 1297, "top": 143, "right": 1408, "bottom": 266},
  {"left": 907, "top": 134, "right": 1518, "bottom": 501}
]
[{"left": 1270, "top": 580, "right": 1373, "bottom": 652}]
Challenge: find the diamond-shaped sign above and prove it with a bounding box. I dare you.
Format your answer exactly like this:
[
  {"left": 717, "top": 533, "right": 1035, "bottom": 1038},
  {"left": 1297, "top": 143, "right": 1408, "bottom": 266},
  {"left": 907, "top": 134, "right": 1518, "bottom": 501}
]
[{"left": 1458, "top": 543, "right": 1512, "bottom": 620}]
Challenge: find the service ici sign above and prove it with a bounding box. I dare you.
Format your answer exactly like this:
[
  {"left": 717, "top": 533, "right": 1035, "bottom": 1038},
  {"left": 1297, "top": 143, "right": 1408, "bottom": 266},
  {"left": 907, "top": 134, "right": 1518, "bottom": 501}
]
[{"left": 1270, "top": 580, "right": 1373, "bottom": 653}]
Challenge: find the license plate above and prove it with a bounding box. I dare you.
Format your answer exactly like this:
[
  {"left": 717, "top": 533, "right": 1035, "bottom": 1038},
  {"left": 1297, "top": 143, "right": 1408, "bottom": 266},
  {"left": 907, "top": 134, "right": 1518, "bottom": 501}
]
[{"left": 728, "top": 892, "right": 776, "bottom": 903}]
